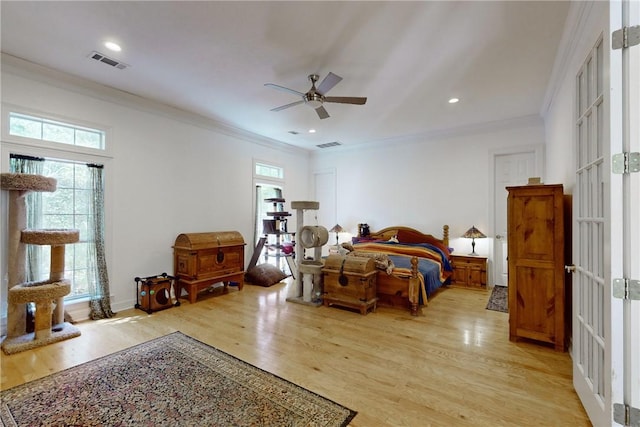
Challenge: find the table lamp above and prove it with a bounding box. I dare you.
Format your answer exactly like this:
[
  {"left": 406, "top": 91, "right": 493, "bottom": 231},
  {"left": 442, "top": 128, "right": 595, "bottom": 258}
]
[
  {"left": 329, "top": 224, "right": 344, "bottom": 248},
  {"left": 462, "top": 225, "right": 486, "bottom": 256}
]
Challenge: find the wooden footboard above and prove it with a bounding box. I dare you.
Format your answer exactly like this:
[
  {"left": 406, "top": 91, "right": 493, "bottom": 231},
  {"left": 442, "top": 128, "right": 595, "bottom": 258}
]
[
  {"left": 375, "top": 257, "right": 422, "bottom": 315},
  {"left": 357, "top": 224, "right": 449, "bottom": 316}
]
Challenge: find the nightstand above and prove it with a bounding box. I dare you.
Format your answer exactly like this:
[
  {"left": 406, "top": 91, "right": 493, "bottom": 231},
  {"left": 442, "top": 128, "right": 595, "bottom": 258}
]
[{"left": 450, "top": 255, "right": 487, "bottom": 289}]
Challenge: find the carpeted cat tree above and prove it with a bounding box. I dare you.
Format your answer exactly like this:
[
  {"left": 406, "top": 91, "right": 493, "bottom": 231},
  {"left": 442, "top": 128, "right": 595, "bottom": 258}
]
[{"left": 1, "top": 173, "right": 81, "bottom": 354}]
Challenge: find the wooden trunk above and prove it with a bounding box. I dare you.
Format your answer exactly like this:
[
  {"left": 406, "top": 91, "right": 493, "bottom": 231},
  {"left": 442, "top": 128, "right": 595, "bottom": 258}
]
[
  {"left": 173, "top": 231, "right": 245, "bottom": 304},
  {"left": 506, "top": 184, "right": 570, "bottom": 351},
  {"left": 322, "top": 255, "right": 377, "bottom": 315}
]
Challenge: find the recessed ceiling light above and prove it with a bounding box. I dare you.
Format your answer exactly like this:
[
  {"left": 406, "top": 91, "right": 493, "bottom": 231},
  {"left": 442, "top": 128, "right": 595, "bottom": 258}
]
[
  {"left": 104, "top": 41, "right": 122, "bottom": 52},
  {"left": 448, "top": 98, "right": 460, "bottom": 104},
  {"left": 308, "top": 129, "right": 316, "bottom": 133}
]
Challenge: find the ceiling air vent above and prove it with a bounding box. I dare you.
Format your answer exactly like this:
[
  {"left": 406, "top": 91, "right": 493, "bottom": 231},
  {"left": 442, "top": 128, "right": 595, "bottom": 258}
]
[
  {"left": 316, "top": 141, "right": 342, "bottom": 149},
  {"left": 89, "top": 51, "right": 129, "bottom": 70}
]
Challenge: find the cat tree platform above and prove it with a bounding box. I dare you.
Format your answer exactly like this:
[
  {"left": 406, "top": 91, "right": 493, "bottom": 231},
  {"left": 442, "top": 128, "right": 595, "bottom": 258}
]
[{"left": 3, "top": 279, "right": 81, "bottom": 354}]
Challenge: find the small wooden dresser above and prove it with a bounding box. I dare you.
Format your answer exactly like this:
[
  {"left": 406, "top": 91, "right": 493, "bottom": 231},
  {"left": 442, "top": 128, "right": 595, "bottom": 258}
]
[{"left": 173, "top": 231, "right": 245, "bottom": 304}]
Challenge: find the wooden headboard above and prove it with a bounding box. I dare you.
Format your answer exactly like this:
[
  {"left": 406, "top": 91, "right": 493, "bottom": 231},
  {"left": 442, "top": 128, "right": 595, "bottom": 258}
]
[{"left": 357, "top": 224, "right": 449, "bottom": 248}]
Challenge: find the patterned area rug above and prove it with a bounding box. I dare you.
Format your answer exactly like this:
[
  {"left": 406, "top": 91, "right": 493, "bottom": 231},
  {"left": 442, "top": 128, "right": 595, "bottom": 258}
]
[
  {"left": 0, "top": 332, "right": 356, "bottom": 426},
  {"left": 486, "top": 285, "right": 508, "bottom": 313}
]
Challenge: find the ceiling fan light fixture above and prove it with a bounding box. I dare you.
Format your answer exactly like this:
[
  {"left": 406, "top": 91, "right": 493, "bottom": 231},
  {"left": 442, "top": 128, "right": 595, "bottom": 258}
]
[{"left": 305, "top": 93, "right": 323, "bottom": 109}]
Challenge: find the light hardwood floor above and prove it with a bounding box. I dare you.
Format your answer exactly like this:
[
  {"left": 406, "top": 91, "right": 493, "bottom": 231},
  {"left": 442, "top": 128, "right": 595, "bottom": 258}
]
[{"left": 2, "top": 281, "right": 591, "bottom": 426}]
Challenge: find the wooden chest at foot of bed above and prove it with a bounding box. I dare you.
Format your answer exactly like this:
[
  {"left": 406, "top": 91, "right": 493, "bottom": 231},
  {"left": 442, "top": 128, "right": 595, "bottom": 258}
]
[
  {"left": 322, "top": 255, "right": 377, "bottom": 315},
  {"left": 173, "top": 231, "right": 245, "bottom": 304}
]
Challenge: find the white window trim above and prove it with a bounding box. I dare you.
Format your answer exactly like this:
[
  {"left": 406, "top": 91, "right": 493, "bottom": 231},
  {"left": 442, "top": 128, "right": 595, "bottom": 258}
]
[{"left": 2, "top": 103, "right": 114, "bottom": 158}]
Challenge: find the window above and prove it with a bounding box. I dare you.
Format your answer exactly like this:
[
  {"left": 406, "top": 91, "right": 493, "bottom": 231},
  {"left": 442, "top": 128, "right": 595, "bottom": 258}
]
[
  {"left": 10, "top": 156, "right": 94, "bottom": 300},
  {"left": 5, "top": 111, "right": 111, "bottom": 304},
  {"left": 255, "top": 162, "right": 284, "bottom": 180},
  {"left": 253, "top": 160, "right": 285, "bottom": 248},
  {"left": 9, "top": 112, "right": 105, "bottom": 150}
]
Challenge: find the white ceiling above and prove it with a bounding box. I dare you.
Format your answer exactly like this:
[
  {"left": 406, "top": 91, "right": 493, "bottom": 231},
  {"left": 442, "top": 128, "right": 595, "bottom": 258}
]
[{"left": 0, "top": 1, "right": 570, "bottom": 151}]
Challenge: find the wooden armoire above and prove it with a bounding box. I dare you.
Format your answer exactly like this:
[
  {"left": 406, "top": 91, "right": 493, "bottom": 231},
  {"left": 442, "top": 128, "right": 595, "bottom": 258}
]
[{"left": 506, "top": 184, "right": 570, "bottom": 351}]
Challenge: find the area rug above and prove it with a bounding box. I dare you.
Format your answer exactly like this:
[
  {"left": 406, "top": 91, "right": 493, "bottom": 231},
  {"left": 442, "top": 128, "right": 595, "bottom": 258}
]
[
  {"left": 486, "top": 285, "right": 508, "bottom": 313},
  {"left": 0, "top": 332, "right": 356, "bottom": 426}
]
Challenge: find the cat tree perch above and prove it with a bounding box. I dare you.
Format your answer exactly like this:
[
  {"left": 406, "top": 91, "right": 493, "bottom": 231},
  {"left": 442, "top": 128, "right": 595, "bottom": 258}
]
[{"left": 1, "top": 173, "right": 81, "bottom": 354}]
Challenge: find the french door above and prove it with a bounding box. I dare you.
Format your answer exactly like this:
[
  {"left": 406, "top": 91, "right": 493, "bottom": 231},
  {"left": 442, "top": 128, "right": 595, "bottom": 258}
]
[
  {"left": 574, "top": 1, "right": 639, "bottom": 424},
  {"left": 573, "top": 33, "right": 610, "bottom": 426}
]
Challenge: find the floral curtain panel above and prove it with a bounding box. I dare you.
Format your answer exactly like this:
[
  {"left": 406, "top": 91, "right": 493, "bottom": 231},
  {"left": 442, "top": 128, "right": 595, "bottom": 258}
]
[{"left": 87, "top": 164, "right": 115, "bottom": 320}]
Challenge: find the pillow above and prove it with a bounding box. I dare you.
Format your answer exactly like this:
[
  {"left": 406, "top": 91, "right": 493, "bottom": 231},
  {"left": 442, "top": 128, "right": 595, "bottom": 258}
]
[{"left": 245, "top": 264, "right": 289, "bottom": 287}]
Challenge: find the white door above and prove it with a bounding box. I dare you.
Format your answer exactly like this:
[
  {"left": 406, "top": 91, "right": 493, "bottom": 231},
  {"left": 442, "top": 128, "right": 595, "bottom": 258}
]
[
  {"left": 574, "top": 3, "right": 639, "bottom": 424},
  {"left": 572, "top": 34, "right": 611, "bottom": 426},
  {"left": 492, "top": 149, "right": 540, "bottom": 287}
]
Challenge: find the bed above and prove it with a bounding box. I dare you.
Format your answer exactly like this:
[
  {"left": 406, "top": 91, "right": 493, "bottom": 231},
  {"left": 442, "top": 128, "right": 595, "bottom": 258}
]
[{"left": 348, "top": 225, "right": 452, "bottom": 316}]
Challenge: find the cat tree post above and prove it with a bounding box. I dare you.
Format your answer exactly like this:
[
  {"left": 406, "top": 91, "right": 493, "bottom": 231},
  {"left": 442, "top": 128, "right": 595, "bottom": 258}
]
[
  {"left": 287, "top": 201, "right": 327, "bottom": 306},
  {"left": 2, "top": 174, "right": 56, "bottom": 337},
  {"left": 20, "top": 230, "right": 81, "bottom": 328}
]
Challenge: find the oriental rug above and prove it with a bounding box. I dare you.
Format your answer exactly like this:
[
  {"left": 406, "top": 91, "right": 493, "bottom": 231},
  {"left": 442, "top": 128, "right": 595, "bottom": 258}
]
[
  {"left": 486, "top": 285, "right": 508, "bottom": 313},
  {"left": 0, "top": 332, "right": 356, "bottom": 426}
]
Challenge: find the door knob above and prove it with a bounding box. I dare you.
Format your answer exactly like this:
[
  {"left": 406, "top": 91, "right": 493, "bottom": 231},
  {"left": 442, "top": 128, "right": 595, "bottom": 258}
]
[
  {"left": 496, "top": 234, "right": 503, "bottom": 240},
  {"left": 565, "top": 265, "right": 576, "bottom": 273}
]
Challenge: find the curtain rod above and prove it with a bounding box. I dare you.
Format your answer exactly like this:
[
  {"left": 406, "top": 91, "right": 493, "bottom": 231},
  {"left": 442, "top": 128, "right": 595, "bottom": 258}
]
[{"left": 10, "top": 153, "right": 44, "bottom": 161}]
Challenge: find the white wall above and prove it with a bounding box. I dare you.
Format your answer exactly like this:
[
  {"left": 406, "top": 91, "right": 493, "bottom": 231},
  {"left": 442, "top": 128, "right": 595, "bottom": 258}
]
[
  {"left": 310, "top": 116, "right": 545, "bottom": 263},
  {"left": 1, "top": 59, "right": 310, "bottom": 317}
]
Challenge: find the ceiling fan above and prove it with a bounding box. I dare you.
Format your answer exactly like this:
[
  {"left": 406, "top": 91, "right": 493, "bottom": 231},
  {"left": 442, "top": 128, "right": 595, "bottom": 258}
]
[{"left": 265, "top": 72, "right": 367, "bottom": 119}]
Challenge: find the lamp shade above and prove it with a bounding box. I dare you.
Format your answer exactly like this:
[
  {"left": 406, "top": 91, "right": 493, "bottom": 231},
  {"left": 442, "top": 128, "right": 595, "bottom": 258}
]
[
  {"left": 329, "top": 224, "right": 344, "bottom": 233},
  {"left": 462, "top": 226, "right": 486, "bottom": 239}
]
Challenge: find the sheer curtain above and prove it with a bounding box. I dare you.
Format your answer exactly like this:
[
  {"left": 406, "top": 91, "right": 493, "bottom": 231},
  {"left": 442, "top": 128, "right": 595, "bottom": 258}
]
[
  {"left": 9, "top": 154, "right": 44, "bottom": 282},
  {"left": 87, "top": 164, "right": 115, "bottom": 319}
]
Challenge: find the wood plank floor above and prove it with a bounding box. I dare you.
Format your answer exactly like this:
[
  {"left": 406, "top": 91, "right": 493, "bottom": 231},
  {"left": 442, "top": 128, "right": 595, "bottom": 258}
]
[{"left": 2, "top": 281, "right": 591, "bottom": 426}]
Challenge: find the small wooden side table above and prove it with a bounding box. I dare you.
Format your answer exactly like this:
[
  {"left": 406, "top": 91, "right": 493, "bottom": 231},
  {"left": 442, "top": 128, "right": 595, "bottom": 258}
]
[{"left": 450, "top": 254, "right": 487, "bottom": 289}]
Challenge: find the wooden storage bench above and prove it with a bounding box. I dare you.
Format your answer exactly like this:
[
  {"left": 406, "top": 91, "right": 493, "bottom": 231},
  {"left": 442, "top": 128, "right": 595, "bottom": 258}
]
[
  {"left": 173, "top": 231, "right": 245, "bottom": 304},
  {"left": 322, "top": 255, "right": 377, "bottom": 315}
]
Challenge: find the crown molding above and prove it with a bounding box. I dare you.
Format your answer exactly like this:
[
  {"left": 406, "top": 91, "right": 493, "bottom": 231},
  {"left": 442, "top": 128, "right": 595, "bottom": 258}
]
[{"left": 0, "top": 53, "right": 308, "bottom": 156}]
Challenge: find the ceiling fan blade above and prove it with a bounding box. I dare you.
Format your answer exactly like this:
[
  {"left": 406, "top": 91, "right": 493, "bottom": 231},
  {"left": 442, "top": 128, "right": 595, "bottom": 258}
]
[
  {"left": 271, "top": 100, "right": 305, "bottom": 112},
  {"left": 264, "top": 83, "right": 305, "bottom": 97},
  {"left": 316, "top": 72, "right": 342, "bottom": 95},
  {"left": 324, "top": 96, "right": 367, "bottom": 105},
  {"left": 315, "top": 106, "right": 330, "bottom": 119}
]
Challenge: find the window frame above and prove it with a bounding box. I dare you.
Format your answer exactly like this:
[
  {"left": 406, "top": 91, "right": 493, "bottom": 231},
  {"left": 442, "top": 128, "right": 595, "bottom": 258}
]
[
  {"left": 2, "top": 104, "right": 114, "bottom": 158},
  {"left": 1, "top": 106, "right": 114, "bottom": 307}
]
